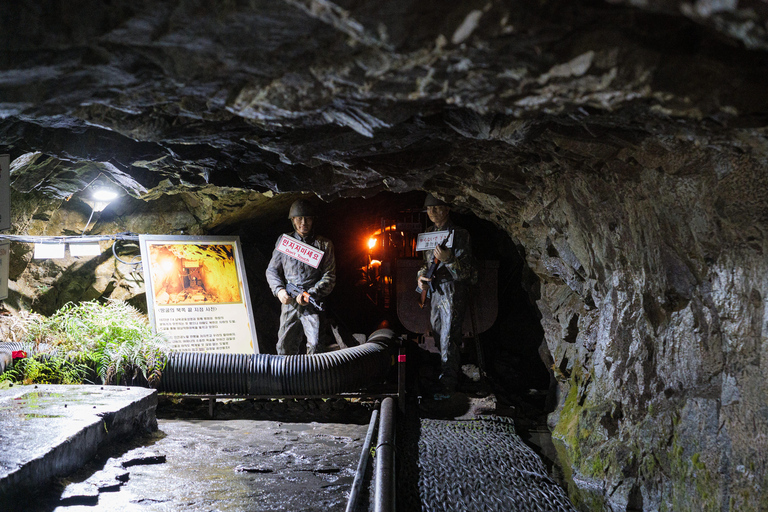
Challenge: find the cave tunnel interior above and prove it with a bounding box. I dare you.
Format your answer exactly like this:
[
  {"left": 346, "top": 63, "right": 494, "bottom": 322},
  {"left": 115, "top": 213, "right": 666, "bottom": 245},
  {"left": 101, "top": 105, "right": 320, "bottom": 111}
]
[
  {"left": 217, "top": 190, "right": 552, "bottom": 409},
  {"left": 4, "top": 0, "right": 768, "bottom": 507},
  {"left": 0, "top": 156, "right": 552, "bottom": 420}
]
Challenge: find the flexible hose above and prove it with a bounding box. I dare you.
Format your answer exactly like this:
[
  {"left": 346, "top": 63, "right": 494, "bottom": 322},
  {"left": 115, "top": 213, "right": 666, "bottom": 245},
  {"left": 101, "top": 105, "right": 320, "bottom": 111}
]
[
  {"left": 375, "top": 397, "right": 396, "bottom": 512},
  {"left": 347, "top": 407, "right": 380, "bottom": 512},
  {"left": 0, "top": 329, "right": 396, "bottom": 396},
  {"left": 160, "top": 328, "right": 395, "bottom": 395}
]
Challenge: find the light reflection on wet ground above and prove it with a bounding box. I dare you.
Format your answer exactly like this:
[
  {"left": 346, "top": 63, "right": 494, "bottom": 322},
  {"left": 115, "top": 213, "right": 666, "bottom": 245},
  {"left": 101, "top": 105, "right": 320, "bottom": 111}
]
[{"left": 27, "top": 417, "right": 369, "bottom": 512}]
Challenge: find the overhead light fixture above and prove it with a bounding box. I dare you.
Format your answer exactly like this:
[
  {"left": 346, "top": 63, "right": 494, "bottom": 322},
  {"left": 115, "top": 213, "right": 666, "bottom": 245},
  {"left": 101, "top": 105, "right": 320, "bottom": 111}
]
[
  {"left": 81, "top": 179, "right": 122, "bottom": 235},
  {"left": 92, "top": 188, "right": 118, "bottom": 203},
  {"left": 90, "top": 187, "right": 119, "bottom": 213}
]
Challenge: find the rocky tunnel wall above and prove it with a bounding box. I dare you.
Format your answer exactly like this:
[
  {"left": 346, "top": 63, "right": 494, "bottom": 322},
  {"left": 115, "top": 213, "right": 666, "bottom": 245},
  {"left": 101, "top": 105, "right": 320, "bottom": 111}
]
[
  {"left": 449, "top": 134, "right": 768, "bottom": 511},
  {"left": 4, "top": 0, "right": 768, "bottom": 508},
  {"left": 4, "top": 119, "right": 768, "bottom": 510},
  {"left": 4, "top": 128, "right": 768, "bottom": 510}
]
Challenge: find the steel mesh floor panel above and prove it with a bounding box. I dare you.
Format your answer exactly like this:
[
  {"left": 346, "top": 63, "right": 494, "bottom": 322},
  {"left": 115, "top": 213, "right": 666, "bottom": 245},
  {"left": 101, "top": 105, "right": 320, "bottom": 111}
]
[{"left": 398, "top": 415, "right": 577, "bottom": 512}]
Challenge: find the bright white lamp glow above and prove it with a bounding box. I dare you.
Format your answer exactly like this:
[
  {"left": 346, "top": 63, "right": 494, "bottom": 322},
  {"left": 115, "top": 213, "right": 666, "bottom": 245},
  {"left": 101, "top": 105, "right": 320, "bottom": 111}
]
[{"left": 92, "top": 188, "right": 118, "bottom": 202}]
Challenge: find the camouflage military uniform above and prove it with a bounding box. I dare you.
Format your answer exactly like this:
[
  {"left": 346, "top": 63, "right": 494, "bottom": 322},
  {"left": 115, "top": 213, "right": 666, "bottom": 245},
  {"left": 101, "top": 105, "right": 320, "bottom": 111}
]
[
  {"left": 418, "top": 221, "right": 475, "bottom": 391},
  {"left": 266, "top": 232, "right": 336, "bottom": 355}
]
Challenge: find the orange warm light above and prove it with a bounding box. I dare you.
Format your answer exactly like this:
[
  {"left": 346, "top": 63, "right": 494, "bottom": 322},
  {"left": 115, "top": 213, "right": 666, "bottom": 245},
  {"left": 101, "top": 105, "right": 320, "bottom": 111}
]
[
  {"left": 367, "top": 224, "right": 398, "bottom": 251},
  {"left": 371, "top": 224, "right": 397, "bottom": 236}
]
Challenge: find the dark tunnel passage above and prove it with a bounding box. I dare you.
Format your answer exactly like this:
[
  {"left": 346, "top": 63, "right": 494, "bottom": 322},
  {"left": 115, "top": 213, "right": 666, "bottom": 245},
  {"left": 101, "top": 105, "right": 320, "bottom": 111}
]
[
  {"left": 4, "top": 0, "right": 768, "bottom": 506},
  {"left": 234, "top": 191, "right": 552, "bottom": 413}
]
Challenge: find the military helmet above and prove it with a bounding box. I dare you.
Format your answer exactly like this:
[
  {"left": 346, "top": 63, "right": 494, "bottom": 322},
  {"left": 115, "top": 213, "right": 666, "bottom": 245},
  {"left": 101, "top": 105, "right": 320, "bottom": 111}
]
[
  {"left": 288, "top": 199, "right": 316, "bottom": 218},
  {"left": 423, "top": 193, "right": 448, "bottom": 208}
]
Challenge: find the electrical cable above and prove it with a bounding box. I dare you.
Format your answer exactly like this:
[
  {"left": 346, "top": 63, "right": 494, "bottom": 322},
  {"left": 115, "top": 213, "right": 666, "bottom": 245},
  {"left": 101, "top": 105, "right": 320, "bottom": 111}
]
[
  {"left": 112, "top": 240, "right": 143, "bottom": 266},
  {"left": 81, "top": 207, "right": 96, "bottom": 236},
  {"left": 0, "top": 232, "right": 143, "bottom": 265},
  {"left": 0, "top": 232, "right": 140, "bottom": 243}
]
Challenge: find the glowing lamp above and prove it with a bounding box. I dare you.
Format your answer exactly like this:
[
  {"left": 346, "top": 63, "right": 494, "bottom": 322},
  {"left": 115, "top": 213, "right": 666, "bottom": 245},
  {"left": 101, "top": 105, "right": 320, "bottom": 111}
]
[
  {"left": 89, "top": 187, "right": 119, "bottom": 212},
  {"left": 367, "top": 237, "right": 377, "bottom": 250},
  {"left": 92, "top": 188, "right": 118, "bottom": 202}
]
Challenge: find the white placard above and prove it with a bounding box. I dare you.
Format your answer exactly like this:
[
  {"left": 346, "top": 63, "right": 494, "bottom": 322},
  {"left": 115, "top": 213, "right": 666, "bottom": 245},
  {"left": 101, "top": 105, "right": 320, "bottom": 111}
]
[
  {"left": 69, "top": 242, "right": 102, "bottom": 257},
  {"left": 275, "top": 234, "right": 325, "bottom": 269},
  {"left": 153, "top": 303, "right": 249, "bottom": 353},
  {"left": 0, "top": 154, "right": 9, "bottom": 232},
  {"left": 34, "top": 243, "right": 65, "bottom": 259},
  {"left": 416, "top": 230, "right": 454, "bottom": 251},
  {"left": 0, "top": 241, "right": 9, "bottom": 300},
  {"left": 139, "top": 235, "right": 259, "bottom": 354}
]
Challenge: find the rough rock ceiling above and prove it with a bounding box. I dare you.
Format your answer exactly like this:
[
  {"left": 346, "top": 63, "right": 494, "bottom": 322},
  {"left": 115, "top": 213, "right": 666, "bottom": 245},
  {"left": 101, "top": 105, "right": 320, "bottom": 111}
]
[
  {"left": 4, "top": 2, "right": 768, "bottom": 509},
  {"left": 2, "top": 0, "right": 767, "bottom": 206}
]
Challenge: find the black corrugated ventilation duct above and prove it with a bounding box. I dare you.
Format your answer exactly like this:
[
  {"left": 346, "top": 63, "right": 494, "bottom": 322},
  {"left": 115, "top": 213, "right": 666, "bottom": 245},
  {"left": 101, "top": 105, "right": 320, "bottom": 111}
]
[{"left": 0, "top": 329, "right": 396, "bottom": 396}]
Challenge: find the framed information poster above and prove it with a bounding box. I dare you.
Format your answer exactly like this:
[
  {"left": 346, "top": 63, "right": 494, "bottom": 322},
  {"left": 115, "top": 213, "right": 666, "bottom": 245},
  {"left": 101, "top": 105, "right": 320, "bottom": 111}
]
[
  {"left": 139, "top": 235, "right": 259, "bottom": 354},
  {"left": 0, "top": 154, "right": 9, "bottom": 232}
]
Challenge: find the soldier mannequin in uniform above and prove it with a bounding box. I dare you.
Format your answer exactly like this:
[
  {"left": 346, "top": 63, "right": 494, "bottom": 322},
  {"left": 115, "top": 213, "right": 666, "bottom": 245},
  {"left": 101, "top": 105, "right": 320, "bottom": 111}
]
[
  {"left": 266, "top": 199, "right": 336, "bottom": 355},
  {"left": 417, "top": 193, "right": 475, "bottom": 398}
]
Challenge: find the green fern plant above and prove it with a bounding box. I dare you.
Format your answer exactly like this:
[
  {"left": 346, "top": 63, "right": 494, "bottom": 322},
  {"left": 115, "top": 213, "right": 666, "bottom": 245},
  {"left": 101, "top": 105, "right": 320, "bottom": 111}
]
[
  {"left": 2, "top": 300, "right": 171, "bottom": 387},
  {"left": 5, "top": 356, "right": 91, "bottom": 385}
]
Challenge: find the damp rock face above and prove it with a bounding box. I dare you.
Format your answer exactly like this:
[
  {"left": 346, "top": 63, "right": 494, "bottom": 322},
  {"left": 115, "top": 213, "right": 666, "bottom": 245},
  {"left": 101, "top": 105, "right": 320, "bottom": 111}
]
[{"left": 2, "top": 1, "right": 768, "bottom": 509}]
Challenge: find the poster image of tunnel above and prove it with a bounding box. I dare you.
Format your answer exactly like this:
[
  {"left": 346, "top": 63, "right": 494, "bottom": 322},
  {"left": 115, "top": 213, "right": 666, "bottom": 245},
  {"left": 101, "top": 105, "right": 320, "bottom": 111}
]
[{"left": 139, "top": 235, "right": 259, "bottom": 354}]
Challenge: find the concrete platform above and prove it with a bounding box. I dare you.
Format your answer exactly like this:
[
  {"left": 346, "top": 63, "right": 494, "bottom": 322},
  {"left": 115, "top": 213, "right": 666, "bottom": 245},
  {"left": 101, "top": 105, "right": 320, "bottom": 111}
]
[
  {"left": 0, "top": 384, "right": 157, "bottom": 505},
  {"left": 31, "top": 417, "right": 371, "bottom": 511}
]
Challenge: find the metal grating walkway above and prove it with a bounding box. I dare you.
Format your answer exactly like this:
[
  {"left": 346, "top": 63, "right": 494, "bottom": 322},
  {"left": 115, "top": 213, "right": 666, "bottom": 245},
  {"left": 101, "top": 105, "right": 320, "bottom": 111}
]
[{"left": 399, "top": 415, "right": 577, "bottom": 512}]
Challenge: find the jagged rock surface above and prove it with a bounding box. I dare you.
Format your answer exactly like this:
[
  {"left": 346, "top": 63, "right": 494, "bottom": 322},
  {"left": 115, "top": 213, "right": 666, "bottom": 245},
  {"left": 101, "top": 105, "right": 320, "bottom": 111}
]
[{"left": 2, "top": 1, "right": 768, "bottom": 510}]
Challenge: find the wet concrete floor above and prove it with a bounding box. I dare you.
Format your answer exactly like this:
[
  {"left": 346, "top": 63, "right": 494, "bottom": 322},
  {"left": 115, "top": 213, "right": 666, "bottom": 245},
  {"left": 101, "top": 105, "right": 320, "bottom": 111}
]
[
  {"left": 0, "top": 384, "right": 157, "bottom": 504},
  {"left": 12, "top": 398, "right": 375, "bottom": 512},
  {"left": 1, "top": 379, "right": 561, "bottom": 511}
]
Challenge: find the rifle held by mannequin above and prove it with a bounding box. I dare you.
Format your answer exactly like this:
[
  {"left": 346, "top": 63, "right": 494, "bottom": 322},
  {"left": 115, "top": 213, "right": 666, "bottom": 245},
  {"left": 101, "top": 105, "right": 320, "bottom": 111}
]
[{"left": 286, "top": 283, "right": 324, "bottom": 311}]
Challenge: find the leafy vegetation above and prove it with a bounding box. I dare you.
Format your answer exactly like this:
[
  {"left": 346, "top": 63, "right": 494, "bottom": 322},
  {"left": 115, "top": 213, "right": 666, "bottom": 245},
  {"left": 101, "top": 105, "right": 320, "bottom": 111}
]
[{"left": 1, "top": 300, "right": 170, "bottom": 387}]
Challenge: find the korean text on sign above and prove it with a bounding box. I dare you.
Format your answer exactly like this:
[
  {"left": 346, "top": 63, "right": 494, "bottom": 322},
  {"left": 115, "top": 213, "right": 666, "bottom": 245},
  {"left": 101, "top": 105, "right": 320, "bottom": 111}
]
[
  {"left": 276, "top": 234, "right": 325, "bottom": 268},
  {"left": 416, "top": 230, "right": 455, "bottom": 251}
]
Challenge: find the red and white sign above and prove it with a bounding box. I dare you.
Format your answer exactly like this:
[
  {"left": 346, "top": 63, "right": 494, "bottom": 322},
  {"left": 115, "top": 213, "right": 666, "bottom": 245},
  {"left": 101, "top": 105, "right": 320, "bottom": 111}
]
[
  {"left": 277, "top": 234, "right": 325, "bottom": 268},
  {"left": 416, "top": 230, "right": 454, "bottom": 252}
]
